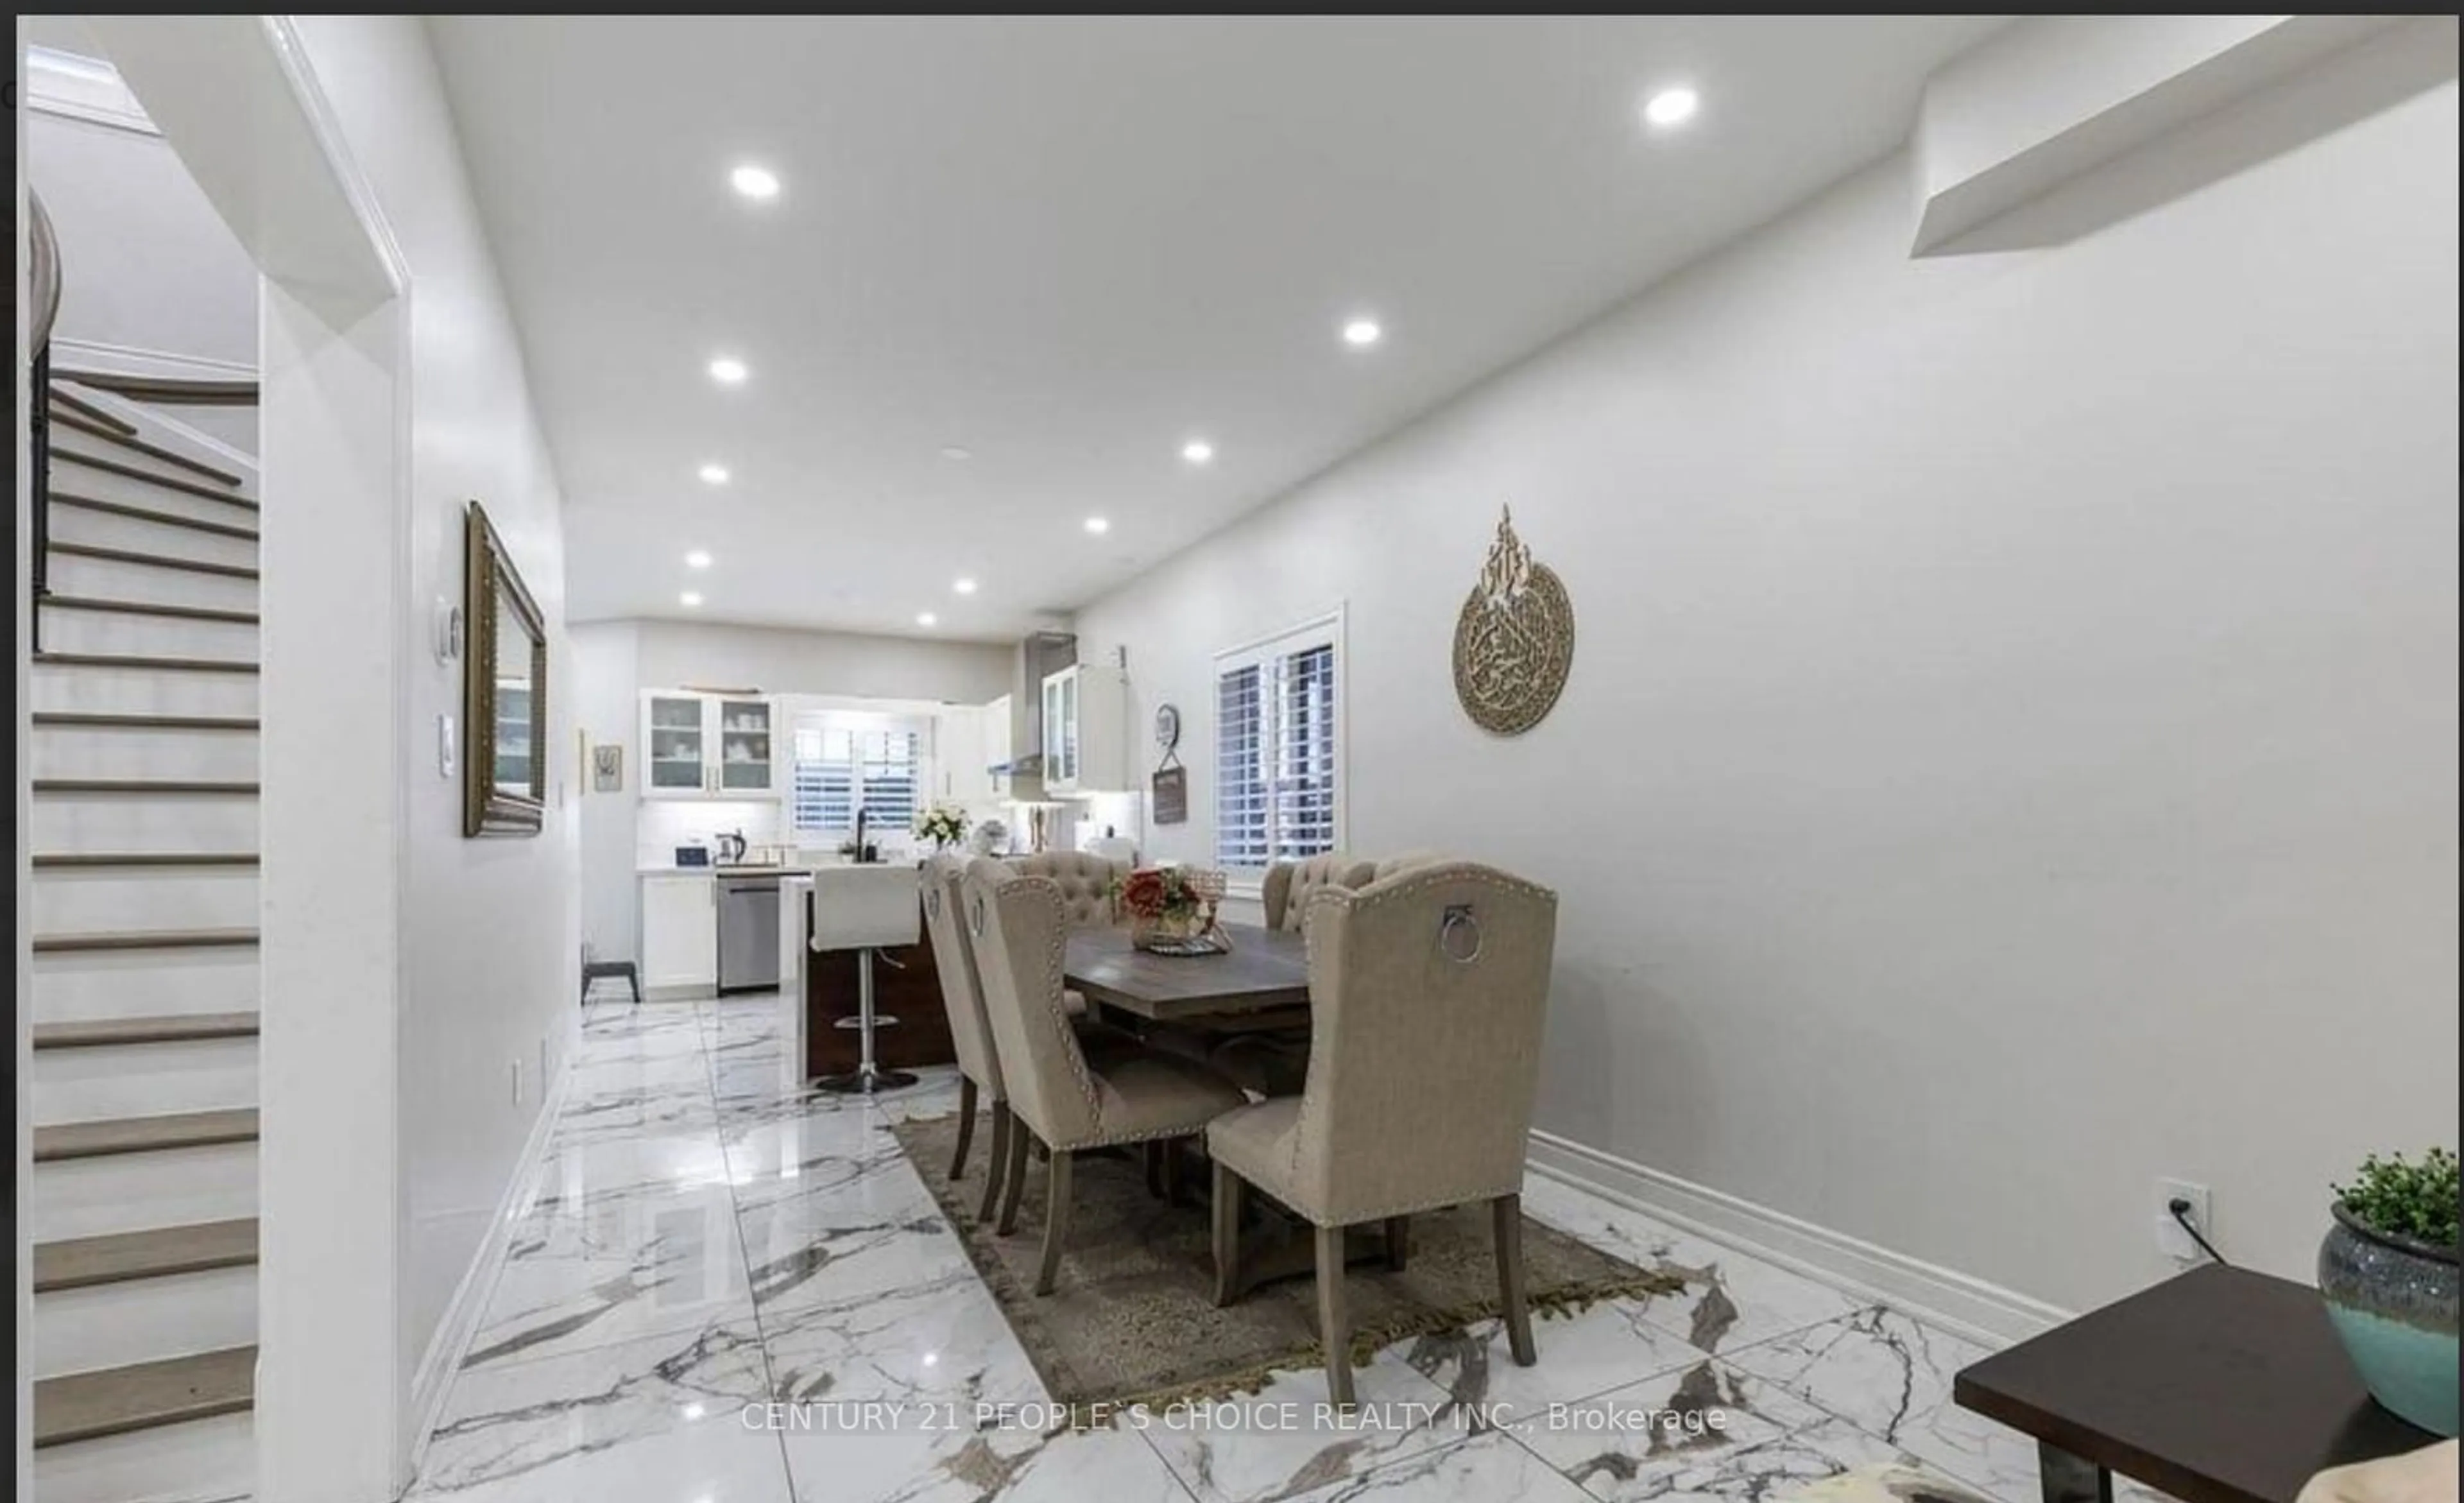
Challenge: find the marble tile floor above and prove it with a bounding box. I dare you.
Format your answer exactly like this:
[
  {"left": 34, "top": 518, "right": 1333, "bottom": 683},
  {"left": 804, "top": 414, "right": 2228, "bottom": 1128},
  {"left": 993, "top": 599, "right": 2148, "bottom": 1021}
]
[{"left": 401, "top": 993, "right": 2090, "bottom": 1503}]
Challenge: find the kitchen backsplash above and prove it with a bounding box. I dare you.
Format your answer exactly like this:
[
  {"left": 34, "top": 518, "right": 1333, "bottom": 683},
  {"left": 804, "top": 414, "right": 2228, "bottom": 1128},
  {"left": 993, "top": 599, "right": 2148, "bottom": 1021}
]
[{"left": 637, "top": 799, "right": 787, "bottom": 864}]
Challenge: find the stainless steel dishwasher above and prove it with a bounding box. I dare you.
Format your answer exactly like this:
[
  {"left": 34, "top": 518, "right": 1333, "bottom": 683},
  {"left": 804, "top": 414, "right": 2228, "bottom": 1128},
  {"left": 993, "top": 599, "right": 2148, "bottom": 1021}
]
[{"left": 717, "top": 873, "right": 782, "bottom": 993}]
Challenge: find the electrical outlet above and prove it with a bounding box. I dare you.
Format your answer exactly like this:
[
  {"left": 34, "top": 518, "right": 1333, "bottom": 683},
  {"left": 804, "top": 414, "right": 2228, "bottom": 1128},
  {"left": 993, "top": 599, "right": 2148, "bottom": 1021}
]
[{"left": 2155, "top": 1177, "right": 2212, "bottom": 1261}]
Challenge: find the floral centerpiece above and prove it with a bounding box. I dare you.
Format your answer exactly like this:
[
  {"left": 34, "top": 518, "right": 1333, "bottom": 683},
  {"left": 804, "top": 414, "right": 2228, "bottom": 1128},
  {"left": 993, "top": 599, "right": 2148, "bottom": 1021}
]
[
  {"left": 1111, "top": 865, "right": 1231, "bottom": 955},
  {"left": 914, "top": 804, "right": 970, "bottom": 852}
]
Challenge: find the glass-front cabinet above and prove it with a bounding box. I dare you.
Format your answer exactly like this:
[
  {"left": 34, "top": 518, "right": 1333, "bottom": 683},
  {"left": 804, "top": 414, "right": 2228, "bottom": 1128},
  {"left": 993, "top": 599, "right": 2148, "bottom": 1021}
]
[
  {"left": 1041, "top": 667, "right": 1080, "bottom": 789},
  {"left": 716, "top": 698, "right": 774, "bottom": 793},
  {"left": 1038, "top": 664, "right": 1125, "bottom": 796},
  {"left": 641, "top": 691, "right": 776, "bottom": 798}
]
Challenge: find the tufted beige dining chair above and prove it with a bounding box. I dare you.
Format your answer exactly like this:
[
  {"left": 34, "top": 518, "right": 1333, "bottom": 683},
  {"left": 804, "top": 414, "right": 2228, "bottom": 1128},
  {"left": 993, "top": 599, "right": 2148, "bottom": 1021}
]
[
  {"left": 1260, "top": 853, "right": 1378, "bottom": 933},
  {"left": 921, "top": 857, "right": 1129, "bottom": 1224},
  {"left": 961, "top": 857, "right": 1247, "bottom": 1294},
  {"left": 1009, "top": 851, "right": 1129, "bottom": 927},
  {"left": 1205, "top": 861, "right": 1559, "bottom": 1405}
]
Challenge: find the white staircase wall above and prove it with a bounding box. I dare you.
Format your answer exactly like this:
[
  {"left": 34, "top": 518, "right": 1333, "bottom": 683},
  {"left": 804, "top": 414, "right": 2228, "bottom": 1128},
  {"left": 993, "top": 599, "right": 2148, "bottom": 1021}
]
[
  {"left": 32, "top": 1038, "right": 259, "bottom": 1124},
  {"left": 46, "top": 506, "right": 258, "bottom": 572},
  {"left": 37, "top": 608, "right": 260, "bottom": 660},
  {"left": 31, "top": 726, "right": 260, "bottom": 781},
  {"left": 31, "top": 1412, "right": 254, "bottom": 1503},
  {"left": 44, "top": 459, "right": 259, "bottom": 529},
  {"left": 33, "top": 868, "right": 260, "bottom": 931},
  {"left": 33, "top": 950, "right": 262, "bottom": 1025},
  {"left": 30, "top": 661, "right": 258, "bottom": 717},
  {"left": 30, "top": 793, "right": 259, "bottom": 855},
  {"left": 32, "top": 1142, "right": 259, "bottom": 1243},
  {"left": 33, "top": 1267, "right": 259, "bottom": 1380},
  {"left": 46, "top": 553, "right": 258, "bottom": 614}
]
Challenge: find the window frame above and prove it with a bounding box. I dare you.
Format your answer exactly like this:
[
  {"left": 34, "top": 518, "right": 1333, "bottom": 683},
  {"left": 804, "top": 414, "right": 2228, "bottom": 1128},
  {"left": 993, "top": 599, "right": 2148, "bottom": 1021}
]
[
  {"left": 789, "top": 712, "right": 927, "bottom": 840},
  {"left": 1211, "top": 606, "right": 1347, "bottom": 890}
]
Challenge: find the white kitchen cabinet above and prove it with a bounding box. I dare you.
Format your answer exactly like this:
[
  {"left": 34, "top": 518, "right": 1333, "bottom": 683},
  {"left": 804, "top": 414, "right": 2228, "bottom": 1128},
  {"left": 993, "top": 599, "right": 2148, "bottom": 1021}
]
[
  {"left": 641, "top": 691, "right": 776, "bottom": 799},
  {"left": 640, "top": 873, "right": 717, "bottom": 998},
  {"left": 1040, "top": 664, "right": 1127, "bottom": 795},
  {"left": 934, "top": 701, "right": 998, "bottom": 805}
]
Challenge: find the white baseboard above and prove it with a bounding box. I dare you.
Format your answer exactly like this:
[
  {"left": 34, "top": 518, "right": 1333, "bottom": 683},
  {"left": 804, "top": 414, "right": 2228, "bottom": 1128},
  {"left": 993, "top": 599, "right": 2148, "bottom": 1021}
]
[
  {"left": 1525, "top": 1129, "right": 2072, "bottom": 1349},
  {"left": 398, "top": 1027, "right": 576, "bottom": 1491}
]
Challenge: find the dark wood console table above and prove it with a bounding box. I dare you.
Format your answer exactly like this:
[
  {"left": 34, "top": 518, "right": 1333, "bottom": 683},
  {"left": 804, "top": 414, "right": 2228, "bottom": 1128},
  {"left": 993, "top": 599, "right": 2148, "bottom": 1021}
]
[{"left": 1954, "top": 1266, "right": 2437, "bottom": 1503}]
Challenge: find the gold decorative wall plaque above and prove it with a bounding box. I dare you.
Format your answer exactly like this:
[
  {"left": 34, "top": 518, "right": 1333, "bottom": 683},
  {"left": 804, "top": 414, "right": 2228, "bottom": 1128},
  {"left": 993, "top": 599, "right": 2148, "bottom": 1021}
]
[{"left": 1452, "top": 506, "right": 1574, "bottom": 736}]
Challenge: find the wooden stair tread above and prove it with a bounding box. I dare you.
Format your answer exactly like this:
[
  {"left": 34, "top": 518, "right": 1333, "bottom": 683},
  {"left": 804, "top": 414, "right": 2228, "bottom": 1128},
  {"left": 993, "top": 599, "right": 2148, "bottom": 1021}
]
[
  {"left": 49, "top": 491, "right": 259, "bottom": 541},
  {"left": 33, "top": 1108, "right": 260, "bottom": 1162},
  {"left": 46, "top": 540, "right": 261, "bottom": 580},
  {"left": 33, "top": 1345, "right": 256, "bottom": 1448},
  {"left": 55, "top": 370, "right": 260, "bottom": 406},
  {"left": 35, "top": 1218, "right": 258, "bottom": 1292},
  {"left": 47, "top": 384, "right": 138, "bottom": 434},
  {"left": 33, "top": 929, "right": 260, "bottom": 955},
  {"left": 53, "top": 447, "right": 259, "bottom": 510},
  {"left": 41, "top": 594, "right": 260, "bottom": 624},
  {"left": 35, "top": 651, "right": 261, "bottom": 674},
  {"left": 35, "top": 852, "right": 261, "bottom": 868},
  {"left": 46, "top": 418, "right": 246, "bottom": 487},
  {"left": 33, "top": 778, "right": 261, "bottom": 796},
  {"left": 31, "top": 711, "right": 260, "bottom": 731},
  {"left": 35, "top": 1013, "right": 260, "bottom": 1051}
]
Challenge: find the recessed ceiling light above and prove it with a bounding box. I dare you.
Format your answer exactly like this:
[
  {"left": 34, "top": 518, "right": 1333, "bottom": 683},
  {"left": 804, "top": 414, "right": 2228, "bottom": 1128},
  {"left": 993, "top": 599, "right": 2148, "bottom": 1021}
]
[
  {"left": 953, "top": 577, "right": 979, "bottom": 594},
  {"left": 1084, "top": 516, "right": 1111, "bottom": 535},
  {"left": 697, "top": 463, "right": 730, "bottom": 485},
  {"left": 939, "top": 445, "right": 973, "bottom": 461},
  {"left": 916, "top": 612, "right": 938, "bottom": 627},
  {"left": 1643, "top": 86, "right": 1700, "bottom": 129},
  {"left": 1342, "top": 318, "right": 1382, "bottom": 348},
  {"left": 728, "top": 164, "right": 781, "bottom": 201},
  {"left": 1181, "top": 438, "right": 1215, "bottom": 465},
  {"left": 707, "top": 356, "right": 749, "bottom": 385},
  {"left": 685, "top": 550, "right": 713, "bottom": 569},
  {"left": 679, "top": 591, "right": 704, "bottom": 608}
]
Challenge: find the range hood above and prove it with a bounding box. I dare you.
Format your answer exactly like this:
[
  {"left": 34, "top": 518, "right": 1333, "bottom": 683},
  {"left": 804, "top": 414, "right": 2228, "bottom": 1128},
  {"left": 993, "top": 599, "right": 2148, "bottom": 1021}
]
[{"left": 988, "top": 629, "right": 1077, "bottom": 797}]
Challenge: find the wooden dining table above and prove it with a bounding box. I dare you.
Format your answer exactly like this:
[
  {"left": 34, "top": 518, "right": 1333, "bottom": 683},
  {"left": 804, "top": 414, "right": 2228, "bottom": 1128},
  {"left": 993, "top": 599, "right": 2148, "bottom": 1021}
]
[{"left": 1063, "top": 920, "right": 1311, "bottom": 1026}]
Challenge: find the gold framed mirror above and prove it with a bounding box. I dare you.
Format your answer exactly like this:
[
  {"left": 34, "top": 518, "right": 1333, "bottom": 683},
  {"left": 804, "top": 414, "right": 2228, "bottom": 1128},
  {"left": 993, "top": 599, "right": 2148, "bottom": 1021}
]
[{"left": 465, "top": 500, "right": 547, "bottom": 836}]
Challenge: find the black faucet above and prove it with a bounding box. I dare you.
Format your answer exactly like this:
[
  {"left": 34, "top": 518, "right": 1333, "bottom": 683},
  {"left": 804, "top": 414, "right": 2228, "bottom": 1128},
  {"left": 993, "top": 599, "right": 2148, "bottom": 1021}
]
[{"left": 852, "top": 806, "right": 871, "bottom": 864}]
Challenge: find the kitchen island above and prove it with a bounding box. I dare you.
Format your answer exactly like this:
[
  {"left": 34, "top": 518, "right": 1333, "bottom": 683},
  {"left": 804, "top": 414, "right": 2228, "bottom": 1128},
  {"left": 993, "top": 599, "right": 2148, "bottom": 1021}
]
[{"left": 791, "top": 864, "right": 959, "bottom": 1082}]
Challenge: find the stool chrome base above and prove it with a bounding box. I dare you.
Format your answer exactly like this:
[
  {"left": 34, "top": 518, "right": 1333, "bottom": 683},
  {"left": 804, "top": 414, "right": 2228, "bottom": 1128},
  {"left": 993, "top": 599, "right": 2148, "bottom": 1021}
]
[
  {"left": 816, "top": 1065, "right": 920, "bottom": 1095},
  {"left": 816, "top": 945, "right": 913, "bottom": 1095}
]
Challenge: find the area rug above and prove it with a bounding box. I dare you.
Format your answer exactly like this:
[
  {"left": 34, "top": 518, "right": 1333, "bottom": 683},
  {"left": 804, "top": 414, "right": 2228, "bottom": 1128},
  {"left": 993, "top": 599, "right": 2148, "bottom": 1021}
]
[{"left": 890, "top": 1112, "right": 1684, "bottom": 1411}]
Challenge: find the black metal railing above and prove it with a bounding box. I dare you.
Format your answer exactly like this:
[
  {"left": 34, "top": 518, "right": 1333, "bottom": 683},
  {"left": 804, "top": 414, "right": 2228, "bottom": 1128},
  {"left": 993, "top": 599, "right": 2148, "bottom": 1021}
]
[{"left": 30, "top": 189, "right": 61, "bottom": 654}]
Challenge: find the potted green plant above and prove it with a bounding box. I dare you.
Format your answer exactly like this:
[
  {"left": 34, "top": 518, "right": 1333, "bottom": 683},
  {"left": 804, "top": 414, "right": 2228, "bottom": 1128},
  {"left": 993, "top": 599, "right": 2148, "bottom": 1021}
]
[{"left": 2320, "top": 1147, "right": 2458, "bottom": 1436}]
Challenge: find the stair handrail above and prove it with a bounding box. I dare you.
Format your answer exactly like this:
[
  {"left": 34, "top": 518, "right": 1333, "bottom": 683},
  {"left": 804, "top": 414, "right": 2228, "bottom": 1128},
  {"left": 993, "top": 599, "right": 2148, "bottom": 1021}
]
[
  {"left": 31, "top": 188, "right": 62, "bottom": 652},
  {"left": 31, "top": 188, "right": 62, "bottom": 356}
]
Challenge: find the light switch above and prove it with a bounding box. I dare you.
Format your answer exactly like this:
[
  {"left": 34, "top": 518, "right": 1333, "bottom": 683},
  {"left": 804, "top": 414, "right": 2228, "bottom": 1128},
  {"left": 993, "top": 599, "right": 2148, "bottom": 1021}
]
[{"left": 438, "top": 713, "right": 458, "bottom": 777}]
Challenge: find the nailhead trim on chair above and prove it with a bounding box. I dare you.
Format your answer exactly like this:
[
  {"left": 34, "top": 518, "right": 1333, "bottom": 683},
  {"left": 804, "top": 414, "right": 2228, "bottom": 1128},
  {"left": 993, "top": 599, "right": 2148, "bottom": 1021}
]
[{"left": 1278, "top": 862, "right": 1560, "bottom": 1221}]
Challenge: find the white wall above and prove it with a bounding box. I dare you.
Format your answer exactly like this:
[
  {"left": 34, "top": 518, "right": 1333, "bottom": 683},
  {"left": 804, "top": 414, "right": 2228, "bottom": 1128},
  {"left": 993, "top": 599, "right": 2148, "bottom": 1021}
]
[
  {"left": 572, "top": 618, "right": 1011, "bottom": 964},
  {"left": 631, "top": 617, "right": 1013, "bottom": 702},
  {"left": 282, "top": 15, "right": 579, "bottom": 1473},
  {"left": 27, "top": 94, "right": 257, "bottom": 370},
  {"left": 1075, "top": 38, "right": 2460, "bottom": 1314}
]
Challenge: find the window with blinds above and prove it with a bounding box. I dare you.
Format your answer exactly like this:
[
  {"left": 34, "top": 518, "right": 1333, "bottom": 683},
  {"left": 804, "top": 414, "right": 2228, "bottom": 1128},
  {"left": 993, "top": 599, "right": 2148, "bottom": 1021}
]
[
  {"left": 1214, "top": 614, "right": 1343, "bottom": 875},
  {"left": 791, "top": 721, "right": 922, "bottom": 836}
]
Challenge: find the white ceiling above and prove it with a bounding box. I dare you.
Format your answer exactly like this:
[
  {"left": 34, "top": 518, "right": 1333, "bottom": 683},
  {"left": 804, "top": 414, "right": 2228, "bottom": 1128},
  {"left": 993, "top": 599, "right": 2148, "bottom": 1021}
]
[{"left": 427, "top": 17, "right": 2005, "bottom": 641}]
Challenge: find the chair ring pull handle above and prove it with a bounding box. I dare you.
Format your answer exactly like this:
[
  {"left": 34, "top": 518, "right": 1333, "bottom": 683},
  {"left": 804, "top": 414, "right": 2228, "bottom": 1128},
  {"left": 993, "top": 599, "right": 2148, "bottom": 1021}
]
[
  {"left": 1440, "top": 905, "right": 1483, "bottom": 964},
  {"left": 927, "top": 886, "right": 942, "bottom": 918},
  {"left": 968, "top": 893, "right": 986, "bottom": 938}
]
